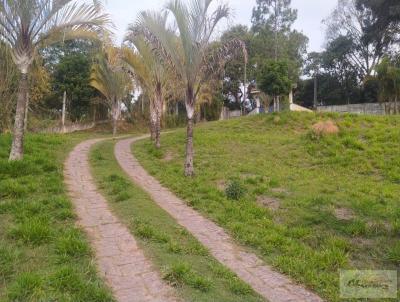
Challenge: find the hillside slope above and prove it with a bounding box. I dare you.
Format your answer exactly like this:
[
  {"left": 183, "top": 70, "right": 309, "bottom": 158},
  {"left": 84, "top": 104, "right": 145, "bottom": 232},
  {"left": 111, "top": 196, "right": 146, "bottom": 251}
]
[{"left": 134, "top": 112, "right": 400, "bottom": 301}]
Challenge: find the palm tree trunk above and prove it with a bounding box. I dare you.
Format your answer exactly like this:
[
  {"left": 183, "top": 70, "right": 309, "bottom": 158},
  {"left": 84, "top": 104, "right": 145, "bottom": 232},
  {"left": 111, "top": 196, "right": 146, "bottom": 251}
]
[
  {"left": 9, "top": 73, "right": 29, "bottom": 161},
  {"left": 149, "top": 99, "right": 156, "bottom": 141},
  {"left": 112, "top": 100, "right": 118, "bottom": 137},
  {"left": 184, "top": 88, "right": 195, "bottom": 177},
  {"left": 155, "top": 85, "right": 163, "bottom": 149},
  {"left": 24, "top": 93, "right": 30, "bottom": 133},
  {"left": 155, "top": 115, "right": 161, "bottom": 148},
  {"left": 185, "top": 116, "right": 194, "bottom": 176}
]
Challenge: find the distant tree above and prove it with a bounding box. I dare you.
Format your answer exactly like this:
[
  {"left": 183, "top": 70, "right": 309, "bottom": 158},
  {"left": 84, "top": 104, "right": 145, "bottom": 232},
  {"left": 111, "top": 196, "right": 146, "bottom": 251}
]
[
  {"left": 322, "top": 36, "right": 360, "bottom": 104},
  {"left": 258, "top": 59, "right": 292, "bottom": 110},
  {"left": 50, "top": 51, "right": 97, "bottom": 121},
  {"left": 252, "top": 0, "right": 297, "bottom": 59},
  {"left": 357, "top": 0, "right": 400, "bottom": 47},
  {"left": 376, "top": 57, "right": 400, "bottom": 113},
  {"left": 304, "top": 52, "right": 323, "bottom": 108},
  {"left": 325, "top": 0, "right": 388, "bottom": 79},
  {"left": 251, "top": 0, "right": 307, "bottom": 81},
  {"left": 91, "top": 46, "right": 132, "bottom": 136},
  {"left": 221, "top": 25, "right": 252, "bottom": 106}
]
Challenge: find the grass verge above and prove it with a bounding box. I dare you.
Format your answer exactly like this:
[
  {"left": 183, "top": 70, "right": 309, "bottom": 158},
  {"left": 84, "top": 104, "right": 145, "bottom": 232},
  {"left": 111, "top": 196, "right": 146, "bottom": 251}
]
[
  {"left": 133, "top": 112, "right": 400, "bottom": 301},
  {"left": 90, "top": 140, "right": 264, "bottom": 302},
  {"left": 0, "top": 133, "right": 114, "bottom": 302}
]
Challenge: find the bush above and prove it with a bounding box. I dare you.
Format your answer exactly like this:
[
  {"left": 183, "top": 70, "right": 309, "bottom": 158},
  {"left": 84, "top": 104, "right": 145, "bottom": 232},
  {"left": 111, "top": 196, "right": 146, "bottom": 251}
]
[{"left": 225, "top": 180, "right": 246, "bottom": 200}]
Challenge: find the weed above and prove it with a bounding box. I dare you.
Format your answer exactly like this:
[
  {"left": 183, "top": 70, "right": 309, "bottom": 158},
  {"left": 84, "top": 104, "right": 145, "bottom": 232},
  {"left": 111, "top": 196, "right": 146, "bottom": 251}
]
[{"left": 225, "top": 180, "right": 246, "bottom": 200}]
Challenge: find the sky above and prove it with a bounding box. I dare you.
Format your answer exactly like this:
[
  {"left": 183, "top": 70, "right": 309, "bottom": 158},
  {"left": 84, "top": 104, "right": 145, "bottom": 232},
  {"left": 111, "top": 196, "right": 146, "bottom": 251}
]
[{"left": 105, "top": 0, "right": 338, "bottom": 52}]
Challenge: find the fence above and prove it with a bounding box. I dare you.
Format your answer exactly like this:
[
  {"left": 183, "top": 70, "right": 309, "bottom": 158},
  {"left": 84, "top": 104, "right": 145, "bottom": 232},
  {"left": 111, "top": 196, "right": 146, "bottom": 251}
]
[
  {"left": 40, "top": 120, "right": 108, "bottom": 134},
  {"left": 317, "top": 103, "right": 386, "bottom": 115}
]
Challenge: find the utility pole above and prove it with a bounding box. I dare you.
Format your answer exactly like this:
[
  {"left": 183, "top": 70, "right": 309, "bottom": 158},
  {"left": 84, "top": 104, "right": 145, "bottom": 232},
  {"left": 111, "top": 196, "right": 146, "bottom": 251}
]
[
  {"left": 62, "top": 91, "right": 66, "bottom": 133},
  {"left": 313, "top": 75, "right": 318, "bottom": 110}
]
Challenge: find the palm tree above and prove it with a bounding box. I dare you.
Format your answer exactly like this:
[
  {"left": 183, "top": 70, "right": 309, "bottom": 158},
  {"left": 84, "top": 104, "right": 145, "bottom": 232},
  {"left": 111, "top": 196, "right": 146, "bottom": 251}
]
[
  {"left": 90, "top": 45, "right": 132, "bottom": 136},
  {"left": 0, "top": 0, "right": 109, "bottom": 160},
  {"left": 136, "top": 0, "right": 247, "bottom": 176},
  {"left": 124, "top": 19, "right": 177, "bottom": 148}
]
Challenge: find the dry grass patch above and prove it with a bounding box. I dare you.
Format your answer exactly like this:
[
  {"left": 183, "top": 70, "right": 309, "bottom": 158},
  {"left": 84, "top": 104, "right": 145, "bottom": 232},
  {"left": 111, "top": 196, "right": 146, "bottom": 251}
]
[
  {"left": 163, "top": 151, "right": 175, "bottom": 162},
  {"left": 311, "top": 120, "right": 339, "bottom": 137},
  {"left": 334, "top": 207, "right": 355, "bottom": 221},
  {"left": 216, "top": 180, "right": 226, "bottom": 191},
  {"left": 256, "top": 196, "right": 280, "bottom": 211}
]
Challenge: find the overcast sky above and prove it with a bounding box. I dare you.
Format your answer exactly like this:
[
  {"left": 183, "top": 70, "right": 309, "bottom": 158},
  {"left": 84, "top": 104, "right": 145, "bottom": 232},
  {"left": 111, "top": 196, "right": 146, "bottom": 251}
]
[{"left": 105, "top": 0, "right": 338, "bottom": 52}]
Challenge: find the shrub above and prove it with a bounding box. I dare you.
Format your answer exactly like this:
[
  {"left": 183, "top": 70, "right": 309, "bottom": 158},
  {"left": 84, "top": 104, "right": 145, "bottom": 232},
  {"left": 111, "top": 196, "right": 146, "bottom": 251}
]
[{"left": 225, "top": 180, "right": 246, "bottom": 200}]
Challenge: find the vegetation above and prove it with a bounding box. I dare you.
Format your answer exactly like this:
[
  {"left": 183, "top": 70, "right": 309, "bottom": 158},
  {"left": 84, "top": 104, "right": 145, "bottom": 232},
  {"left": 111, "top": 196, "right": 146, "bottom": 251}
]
[
  {"left": 258, "top": 59, "right": 292, "bottom": 111},
  {"left": 134, "top": 112, "right": 400, "bottom": 301},
  {"left": 90, "top": 44, "right": 132, "bottom": 136},
  {"left": 0, "top": 133, "right": 113, "bottom": 301},
  {"left": 134, "top": 0, "right": 247, "bottom": 176},
  {"left": 0, "top": 0, "right": 109, "bottom": 160},
  {"left": 90, "top": 140, "right": 263, "bottom": 302}
]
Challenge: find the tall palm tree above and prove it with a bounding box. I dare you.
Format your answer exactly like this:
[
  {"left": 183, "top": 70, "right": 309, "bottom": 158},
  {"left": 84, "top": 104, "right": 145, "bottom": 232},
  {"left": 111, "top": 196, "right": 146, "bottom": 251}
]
[
  {"left": 0, "top": 0, "right": 109, "bottom": 160},
  {"left": 136, "top": 0, "right": 247, "bottom": 176},
  {"left": 91, "top": 45, "right": 132, "bottom": 136},
  {"left": 124, "top": 19, "right": 177, "bottom": 148}
]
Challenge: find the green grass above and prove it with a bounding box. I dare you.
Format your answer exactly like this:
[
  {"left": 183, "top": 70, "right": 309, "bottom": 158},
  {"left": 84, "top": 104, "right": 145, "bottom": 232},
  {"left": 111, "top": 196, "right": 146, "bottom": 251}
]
[
  {"left": 133, "top": 112, "right": 400, "bottom": 302},
  {"left": 90, "top": 141, "right": 263, "bottom": 302},
  {"left": 0, "top": 133, "right": 114, "bottom": 302}
]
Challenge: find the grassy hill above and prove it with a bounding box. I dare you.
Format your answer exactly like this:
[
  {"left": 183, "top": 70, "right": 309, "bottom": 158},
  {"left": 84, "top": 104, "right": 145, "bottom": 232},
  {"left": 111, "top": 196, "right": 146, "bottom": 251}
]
[
  {"left": 133, "top": 112, "right": 400, "bottom": 301},
  {"left": 0, "top": 133, "right": 113, "bottom": 302}
]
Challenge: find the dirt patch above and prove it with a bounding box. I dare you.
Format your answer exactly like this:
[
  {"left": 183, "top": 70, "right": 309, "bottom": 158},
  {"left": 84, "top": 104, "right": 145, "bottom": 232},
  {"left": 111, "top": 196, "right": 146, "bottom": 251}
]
[
  {"left": 216, "top": 180, "right": 226, "bottom": 191},
  {"left": 353, "top": 237, "right": 375, "bottom": 247},
  {"left": 257, "top": 196, "right": 280, "bottom": 211},
  {"left": 240, "top": 173, "right": 258, "bottom": 179},
  {"left": 334, "top": 207, "right": 355, "bottom": 221},
  {"left": 311, "top": 120, "right": 339, "bottom": 137},
  {"left": 163, "top": 151, "right": 175, "bottom": 162},
  {"left": 271, "top": 187, "right": 289, "bottom": 194}
]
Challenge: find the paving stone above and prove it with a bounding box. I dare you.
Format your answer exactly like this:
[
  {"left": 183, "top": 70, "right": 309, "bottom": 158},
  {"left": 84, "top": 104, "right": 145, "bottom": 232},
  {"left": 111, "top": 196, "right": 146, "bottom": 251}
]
[{"left": 64, "top": 138, "right": 178, "bottom": 302}]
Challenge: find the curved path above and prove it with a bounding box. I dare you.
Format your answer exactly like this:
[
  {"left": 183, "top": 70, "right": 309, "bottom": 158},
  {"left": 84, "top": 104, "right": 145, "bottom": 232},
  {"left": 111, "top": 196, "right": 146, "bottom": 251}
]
[
  {"left": 64, "top": 138, "right": 178, "bottom": 302},
  {"left": 115, "top": 137, "right": 324, "bottom": 302}
]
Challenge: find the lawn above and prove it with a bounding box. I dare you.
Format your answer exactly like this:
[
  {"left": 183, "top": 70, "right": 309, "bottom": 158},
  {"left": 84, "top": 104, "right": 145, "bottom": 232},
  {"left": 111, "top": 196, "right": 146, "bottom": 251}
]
[
  {"left": 133, "top": 112, "right": 400, "bottom": 301},
  {"left": 89, "top": 140, "right": 263, "bottom": 302},
  {"left": 0, "top": 133, "right": 113, "bottom": 302}
]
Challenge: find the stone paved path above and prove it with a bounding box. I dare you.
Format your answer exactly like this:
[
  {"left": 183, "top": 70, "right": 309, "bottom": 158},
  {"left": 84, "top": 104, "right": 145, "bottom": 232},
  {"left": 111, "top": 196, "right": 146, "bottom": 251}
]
[
  {"left": 115, "top": 137, "right": 324, "bottom": 302},
  {"left": 64, "top": 138, "right": 178, "bottom": 302}
]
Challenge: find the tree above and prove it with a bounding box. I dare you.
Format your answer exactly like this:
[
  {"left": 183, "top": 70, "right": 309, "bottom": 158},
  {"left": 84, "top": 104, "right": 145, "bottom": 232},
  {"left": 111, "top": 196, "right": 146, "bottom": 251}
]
[
  {"left": 250, "top": 0, "right": 307, "bottom": 83},
  {"left": 136, "top": 0, "right": 247, "bottom": 176},
  {"left": 376, "top": 57, "right": 400, "bottom": 113},
  {"left": 258, "top": 59, "right": 292, "bottom": 111},
  {"left": 323, "top": 36, "right": 360, "bottom": 104},
  {"left": 42, "top": 40, "right": 99, "bottom": 121},
  {"left": 124, "top": 18, "right": 175, "bottom": 148},
  {"left": 0, "top": 0, "right": 109, "bottom": 161},
  {"left": 252, "top": 0, "right": 297, "bottom": 60},
  {"left": 90, "top": 45, "right": 132, "bottom": 136},
  {"left": 357, "top": 0, "right": 400, "bottom": 46},
  {"left": 221, "top": 25, "right": 251, "bottom": 106},
  {"left": 325, "top": 0, "right": 388, "bottom": 79},
  {"left": 0, "top": 43, "right": 18, "bottom": 132},
  {"left": 304, "top": 52, "right": 323, "bottom": 108}
]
